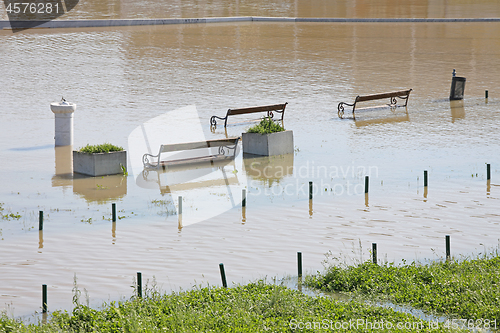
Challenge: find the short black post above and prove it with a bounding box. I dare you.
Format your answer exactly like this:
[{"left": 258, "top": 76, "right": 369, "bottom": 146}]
[
  {"left": 372, "top": 243, "right": 377, "bottom": 264},
  {"left": 486, "top": 90, "right": 489, "bottom": 99},
  {"left": 39, "top": 211, "right": 43, "bottom": 231},
  {"left": 219, "top": 263, "right": 227, "bottom": 288},
  {"left": 42, "top": 284, "right": 47, "bottom": 313},
  {"left": 424, "top": 170, "right": 428, "bottom": 187},
  {"left": 297, "top": 252, "right": 303, "bottom": 278},
  {"left": 446, "top": 235, "right": 451, "bottom": 261},
  {"left": 487, "top": 164, "right": 491, "bottom": 180},
  {"left": 112, "top": 203, "right": 116, "bottom": 222},
  {"left": 242, "top": 189, "right": 246, "bottom": 207},
  {"left": 365, "top": 176, "right": 369, "bottom": 194},
  {"left": 309, "top": 181, "right": 313, "bottom": 200},
  {"left": 137, "top": 272, "right": 142, "bottom": 298}
]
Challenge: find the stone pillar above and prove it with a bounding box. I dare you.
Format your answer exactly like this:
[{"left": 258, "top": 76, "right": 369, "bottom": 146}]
[{"left": 50, "top": 100, "right": 76, "bottom": 146}]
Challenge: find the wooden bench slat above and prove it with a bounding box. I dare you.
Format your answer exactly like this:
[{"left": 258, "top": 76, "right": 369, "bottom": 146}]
[
  {"left": 160, "top": 137, "right": 239, "bottom": 153},
  {"left": 228, "top": 103, "right": 287, "bottom": 115},
  {"left": 210, "top": 102, "right": 287, "bottom": 127},
  {"left": 356, "top": 89, "right": 412, "bottom": 102}
]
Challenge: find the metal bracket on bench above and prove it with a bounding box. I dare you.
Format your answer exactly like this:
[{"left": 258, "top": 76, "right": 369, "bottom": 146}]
[
  {"left": 394, "top": 94, "right": 410, "bottom": 107},
  {"left": 218, "top": 138, "right": 239, "bottom": 156},
  {"left": 337, "top": 102, "right": 355, "bottom": 119},
  {"left": 210, "top": 115, "right": 227, "bottom": 128}
]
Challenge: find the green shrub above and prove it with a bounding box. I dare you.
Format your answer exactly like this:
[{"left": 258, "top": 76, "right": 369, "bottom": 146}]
[
  {"left": 247, "top": 117, "right": 285, "bottom": 134},
  {"left": 78, "top": 143, "right": 123, "bottom": 154}
]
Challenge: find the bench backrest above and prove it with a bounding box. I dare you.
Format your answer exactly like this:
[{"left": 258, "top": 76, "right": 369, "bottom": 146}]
[
  {"left": 356, "top": 89, "right": 412, "bottom": 103},
  {"left": 227, "top": 103, "right": 287, "bottom": 116},
  {"left": 159, "top": 137, "right": 239, "bottom": 154}
]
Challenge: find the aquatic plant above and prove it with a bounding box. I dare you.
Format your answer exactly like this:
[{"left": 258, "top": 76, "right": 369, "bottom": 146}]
[
  {"left": 78, "top": 143, "right": 124, "bottom": 154},
  {"left": 0, "top": 203, "right": 21, "bottom": 220},
  {"left": 120, "top": 164, "right": 128, "bottom": 176},
  {"left": 247, "top": 117, "right": 285, "bottom": 134},
  {"left": 306, "top": 253, "right": 500, "bottom": 324}
]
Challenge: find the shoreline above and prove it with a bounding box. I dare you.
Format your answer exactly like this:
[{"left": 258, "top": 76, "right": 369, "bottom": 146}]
[{"left": 2, "top": 16, "right": 500, "bottom": 30}]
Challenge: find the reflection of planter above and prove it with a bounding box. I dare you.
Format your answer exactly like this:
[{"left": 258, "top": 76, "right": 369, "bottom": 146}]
[
  {"left": 244, "top": 154, "right": 294, "bottom": 180},
  {"left": 73, "top": 174, "right": 127, "bottom": 203},
  {"left": 242, "top": 130, "right": 293, "bottom": 156},
  {"left": 73, "top": 151, "right": 127, "bottom": 177}
]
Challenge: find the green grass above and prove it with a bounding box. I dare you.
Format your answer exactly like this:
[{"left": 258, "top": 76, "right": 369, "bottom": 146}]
[
  {"left": 0, "top": 281, "right": 460, "bottom": 332},
  {"left": 247, "top": 117, "right": 285, "bottom": 134},
  {"left": 306, "top": 254, "right": 500, "bottom": 325},
  {"left": 78, "top": 143, "right": 123, "bottom": 154}
]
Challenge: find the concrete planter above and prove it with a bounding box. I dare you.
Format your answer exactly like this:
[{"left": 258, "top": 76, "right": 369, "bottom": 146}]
[
  {"left": 73, "top": 151, "right": 127, "bottom": 177},
  {"left": 242, "top": 130, "right": 293, "bottom": 156}
]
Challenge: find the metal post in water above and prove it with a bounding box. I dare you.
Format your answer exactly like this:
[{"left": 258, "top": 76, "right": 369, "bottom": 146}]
[
  {"left": 446, "top": 235, "right": 451, "bottom": 261},
  {"left": 137, "top": 272, "right": 142, "bottom": 298},
  {"left": 112, "top": 203, "right": 116, "bottom": 222},
  {"left": 486, "top": 90, "right": 489, "bottom": 99},
  {"left": 178, "top": 196, "right": 182, "bottom": 215},
  {"left": 372, "top": 243, "right": 377, "bottom": 264},
  {"left": 309, "top": 181, "right": 313, "bottom": 200},
  {"left": 39, "top": 211, "right": 43, "bottom": 231},
  {"left": 424, "top": 170, "right": 428, "bottom": 187},
  {"left": 42, "top": 284, "right": 47, "bottom": 313},
  {"left": 242, "top": 189, "right": 246, "bottom": 207},
  {"left": 487, "top": 164, "right": 491, "bottom": 180},
  {"left": 219, "top": 263, "right": 227, "bottom": 288},
  {"left": 297, "top": 252, "right": 302, "bottom": 278},
  {"left": 365, "top": 176, "right": 369, "bottom": 194}
]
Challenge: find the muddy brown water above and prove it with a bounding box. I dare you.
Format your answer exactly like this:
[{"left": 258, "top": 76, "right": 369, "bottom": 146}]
[{"left": 1, "top": 1, "right": 500, "bottom": 319}]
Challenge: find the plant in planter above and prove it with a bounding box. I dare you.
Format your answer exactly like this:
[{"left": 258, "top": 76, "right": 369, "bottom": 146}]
[
  {"left": 242, "top": 117, "right": 294, "bottom": 156},
  {"left": 73, "top": 143, "right": 127, "bottom": 177}
]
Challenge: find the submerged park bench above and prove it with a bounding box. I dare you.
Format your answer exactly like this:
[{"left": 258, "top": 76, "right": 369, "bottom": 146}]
[
  {"left": 210, "top": 103, "right": 288, "bottom": 127},
  {"left": 142, "top": 137, "right": 240, "bottom": 169},
  {"left": 337, "top": 89, "right": 412, "bottom": 119}
]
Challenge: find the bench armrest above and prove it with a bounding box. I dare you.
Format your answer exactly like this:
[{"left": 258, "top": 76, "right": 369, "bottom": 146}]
[
  {"left": 143, "top": 152, "right": 160, "bottom": 169},
  {"left": 337, "top": 101, "right": 356, "bottom": 119},
  {"left": 210, "top": 114, "right": 228, "bottom": 127}
]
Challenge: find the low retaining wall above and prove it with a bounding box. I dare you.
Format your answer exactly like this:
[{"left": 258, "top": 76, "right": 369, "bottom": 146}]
[{"left": 2, "top": 16, "right": 500, "bottom": 30}]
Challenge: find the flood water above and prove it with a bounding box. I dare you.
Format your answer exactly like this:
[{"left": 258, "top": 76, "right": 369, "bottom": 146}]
[{"left": 1, "top": 0, "right": 500, "bottom": 319}]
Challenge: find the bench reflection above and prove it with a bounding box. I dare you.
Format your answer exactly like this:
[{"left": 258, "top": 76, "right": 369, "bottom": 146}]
[
  {"left": 354, "top": 107, "right": 410, "bottom": 127},
  {"left": 137, "top": 159, "right": 239, "bottom": 194}
]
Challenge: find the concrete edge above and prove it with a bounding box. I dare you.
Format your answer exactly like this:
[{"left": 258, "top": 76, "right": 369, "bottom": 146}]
[{"left": 2, "top": 16, "right": 500, "bottom": 30}]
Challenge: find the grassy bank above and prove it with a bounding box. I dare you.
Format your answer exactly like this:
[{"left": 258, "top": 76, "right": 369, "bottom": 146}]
[
  {"left": 306, "top": 254, "right": 500, "bottom": 328},
  {"left": 0, "top": 281, "right": 459, "bottom": 332}
]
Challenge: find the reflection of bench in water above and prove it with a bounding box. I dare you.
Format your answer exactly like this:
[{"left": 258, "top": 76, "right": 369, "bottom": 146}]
[
  {"left": 354, "top": 108, "right": 410, "bottom": 127},
  {"left": 338, "top": 89, "right": 412, "bottom": 119},
  {"left": 139, "top": 159, "right": 239, "bottom": 195},
  {"left": 142, "top": 137, "right": 239, "bottom": 169}
]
